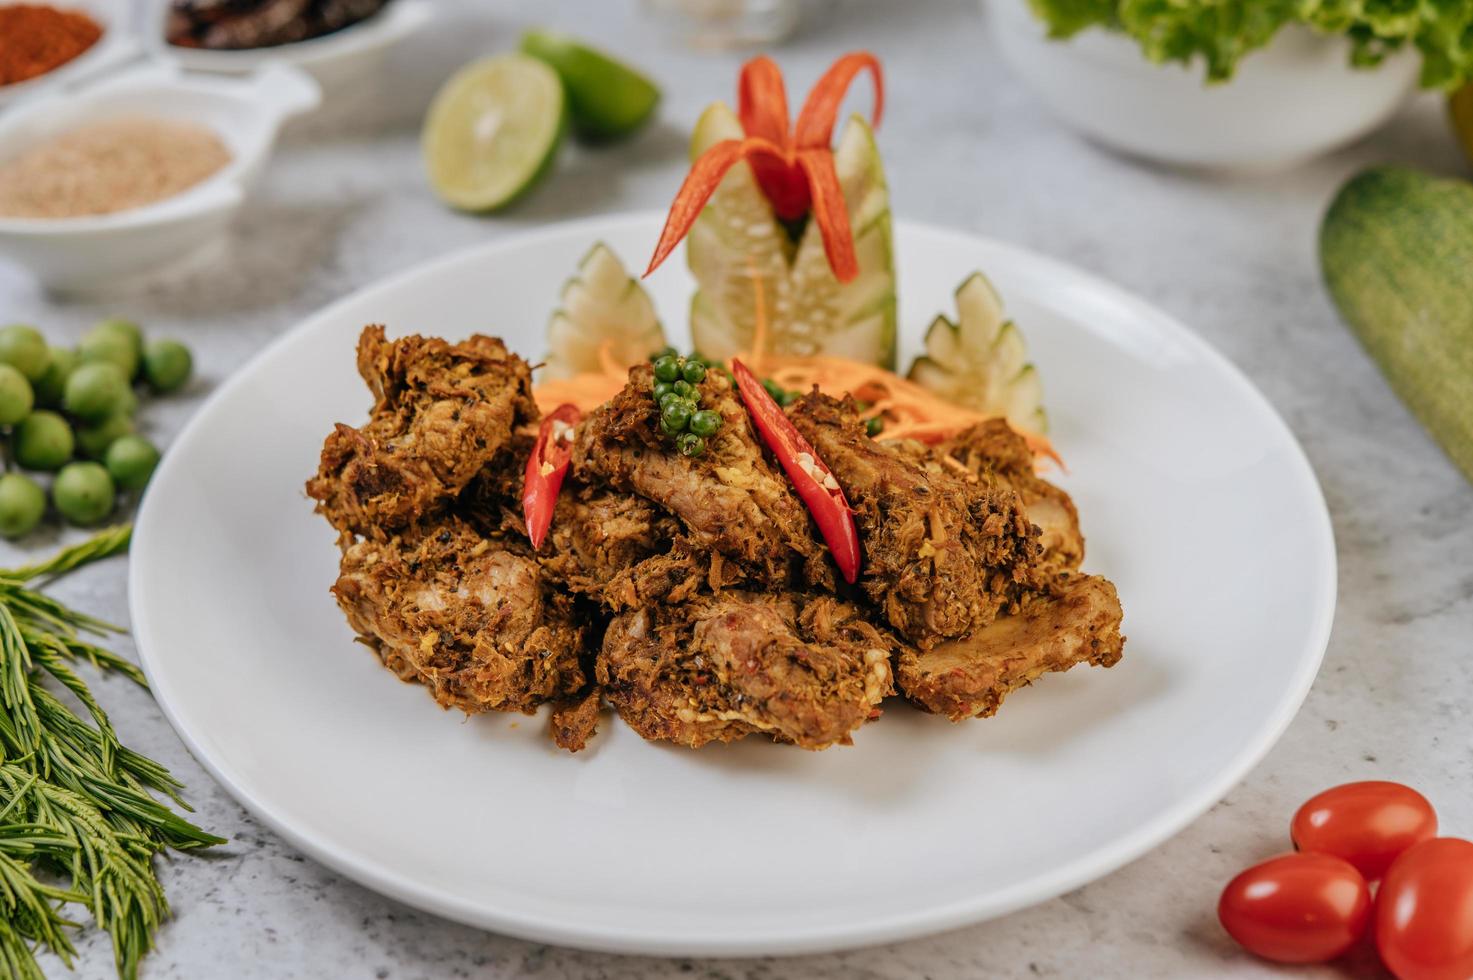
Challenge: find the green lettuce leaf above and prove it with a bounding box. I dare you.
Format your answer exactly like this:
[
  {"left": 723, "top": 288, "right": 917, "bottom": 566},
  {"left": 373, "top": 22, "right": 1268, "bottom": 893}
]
[{"left": 1024, "top": 0, "right": 1473, "bottom": 89}]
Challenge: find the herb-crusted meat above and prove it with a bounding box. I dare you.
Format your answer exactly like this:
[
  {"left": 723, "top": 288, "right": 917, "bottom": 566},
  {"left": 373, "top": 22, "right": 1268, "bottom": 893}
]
[
  {"left": 895, "top": 573, "right": 1124, "bottom": 720},
  {"left": 540, "top": 486, "right": 681, "bottom": 599},
  {"left": 462, "top": 441, "right": 708, "bottom": 613},
  {"left": 789, "top": 391, "right": 1044, "bottom": 648},
  {"left": 599, "top": 591, "right": 894, "bottom": 749},
  {"left": 333, "top": 516, "right": 590, "bottom": 715},
  {"left": 311, "top": 328, "right": 587, "bottom": 731},
  {"left": 572, "top": 364, "right": 835, "bottom": 596},
  {"left": 307, "top": 326, "right": 537, "bottom": 538},
  {"left": 933, "top": 420, "right": 1084, "bottom": 570},
  {"left": 309, "top": 326, "right": 1126, "bottom": 753},
  {"left": 550, "top": 687, "right": 603, "bottom": 753}
]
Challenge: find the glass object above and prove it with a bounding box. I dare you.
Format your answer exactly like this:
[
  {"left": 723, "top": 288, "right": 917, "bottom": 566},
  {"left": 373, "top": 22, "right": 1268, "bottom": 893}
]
[{"left": 643, "top": 0, "right": 799, "bottom": 50}]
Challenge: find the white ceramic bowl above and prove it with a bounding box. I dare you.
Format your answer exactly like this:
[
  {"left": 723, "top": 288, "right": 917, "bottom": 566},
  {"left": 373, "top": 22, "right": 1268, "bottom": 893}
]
[
  {"left": 143, "top": 0, "right": 432, "bottom": 94},
  {"left": 0, "top": 0, "right": 141, "bottom": 109},
  {"left": 988, "top": 0, "right": 1420, "bottom": 170},
  {"left": 0, "top": 63, "right": 320, "bottom": 294}
]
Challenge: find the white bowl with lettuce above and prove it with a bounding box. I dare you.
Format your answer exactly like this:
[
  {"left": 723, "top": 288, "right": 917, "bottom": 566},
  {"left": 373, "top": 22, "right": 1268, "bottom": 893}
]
[{"left": 988, "top": 0, "right": 1429, "bottom": 169}]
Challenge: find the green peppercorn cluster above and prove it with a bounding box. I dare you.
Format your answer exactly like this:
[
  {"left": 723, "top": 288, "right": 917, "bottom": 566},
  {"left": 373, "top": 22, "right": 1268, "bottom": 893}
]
[{"left": 649, "top": 347, "right": 723, "bottom": 457}]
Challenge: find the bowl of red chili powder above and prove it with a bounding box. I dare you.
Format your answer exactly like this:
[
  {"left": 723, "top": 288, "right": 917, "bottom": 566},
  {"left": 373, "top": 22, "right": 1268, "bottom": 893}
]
[{"left": 0, "top": 0, "right": 140, "bottom": 107}]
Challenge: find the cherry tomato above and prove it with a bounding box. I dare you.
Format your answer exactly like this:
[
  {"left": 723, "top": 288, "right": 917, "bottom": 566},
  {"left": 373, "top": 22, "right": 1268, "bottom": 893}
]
[
  {"left": 1293, "top": 781, "right": 1438, "bottom": 879},
  {"left": 1376, "top": 837, "right": 1473, "bottom": 980},
  {"left": 1219, "top": 852, "right": 1372, "bottom": 963}
]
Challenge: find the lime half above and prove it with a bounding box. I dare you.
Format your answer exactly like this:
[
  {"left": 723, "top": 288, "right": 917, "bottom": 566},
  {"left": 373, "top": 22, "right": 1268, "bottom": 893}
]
[
  {"left": 423, "top": 54, "right": 566, "bottom": 212},
  {"left": 520, "top": 29, "right": 660, "bottom": 142}
]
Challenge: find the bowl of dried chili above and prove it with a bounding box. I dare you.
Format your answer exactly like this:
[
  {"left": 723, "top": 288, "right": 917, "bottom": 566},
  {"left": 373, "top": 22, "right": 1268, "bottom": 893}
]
[{"left": 0, "top": 0, "right": 140, "bottom": 108}]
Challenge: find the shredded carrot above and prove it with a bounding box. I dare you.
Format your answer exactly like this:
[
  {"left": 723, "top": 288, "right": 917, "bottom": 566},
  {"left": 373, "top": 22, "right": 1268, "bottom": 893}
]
[
  {"left": 761, "top": 354, "right": 1062, "bottom": 469},
  {"left": 596, "top": 339, "right": 624, "bottom": 378},
  {"left": 747, "top": 256, "right": 769, "bottom": 376},
  {"left": 532, "top": 350, "right": 1060, "bottom": 472},
  {"left": 534, "top": 250, "right": 1058, "bottom": 470},
  {"left": 533, "top": 372, "right": 627, "bottom": 415}
]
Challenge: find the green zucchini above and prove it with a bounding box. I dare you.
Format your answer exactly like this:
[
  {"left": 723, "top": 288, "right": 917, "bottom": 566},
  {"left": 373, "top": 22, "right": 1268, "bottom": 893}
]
[
  {"left": 543, "top": 242, "right": 665, "bottom": 379},
  {"left": 907, "top": 272, "right": 1047, "bottom": 434},
  {"left": 1320, "top": 166, "right": 1473, "bottom": 482},
  {"left": 1450, "top": 85, "right": 1473, "bottom": 168}
]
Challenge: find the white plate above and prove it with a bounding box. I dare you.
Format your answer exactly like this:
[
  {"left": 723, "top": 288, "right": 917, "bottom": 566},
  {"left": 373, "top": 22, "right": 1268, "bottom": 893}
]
[{"left": 131, "top": 214, "right": 1336, "bottom": 956}]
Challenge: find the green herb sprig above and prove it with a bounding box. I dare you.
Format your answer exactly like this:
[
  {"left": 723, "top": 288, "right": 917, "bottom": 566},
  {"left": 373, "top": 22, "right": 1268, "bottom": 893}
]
[
  {"left": 0, "top": 526, "right": 224, "bottom": 980},
  {"left": 1027, "top": 0, "right": 1473, "bottom": 89},
  {"left": 648, "top": 348, "right": 724, "bottom": 457}
]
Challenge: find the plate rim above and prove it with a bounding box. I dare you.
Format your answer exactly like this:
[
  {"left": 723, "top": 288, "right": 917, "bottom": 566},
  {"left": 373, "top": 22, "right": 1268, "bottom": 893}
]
[{"left": 129, "top": 211, "right": 1338, "bottom": 956}]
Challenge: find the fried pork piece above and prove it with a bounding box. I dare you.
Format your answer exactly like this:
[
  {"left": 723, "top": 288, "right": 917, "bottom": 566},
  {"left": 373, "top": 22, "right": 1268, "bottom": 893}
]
[
  {"left": 307, "top": 326, "right": 537, "bottom": 538},
  {"left": 788, "top": 392, "right": 1043, "bottom": 649},
  {"left": 539, "top": 486, "right": 678, "bottom": 596},
  {"left": 896, "top": 574, "right": 1124, "bottom": 721},
  {"left": 599, "top": 592, "right": 894, "bottom": 750},
  {"left": 573, "top": 365, "right": 834, "bottom": 594},
  {"left": 505, "top": 473, "right": 691, "bottom": 606},
  {"left": 921, "top": 420, "right": 1084, "bottom": 569},
  {"left": 332, "top": 515, "right": 589, "bottom": 714},
  {"left": 550, "top": 687, "right": 603, "bottom": 753},
  {"left": 463, "top": 452, "right": 700, "bottom": 611}
]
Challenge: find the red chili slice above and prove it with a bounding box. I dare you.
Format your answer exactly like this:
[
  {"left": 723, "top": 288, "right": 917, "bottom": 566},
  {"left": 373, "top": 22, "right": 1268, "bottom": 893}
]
[
  {"left": 522, "top": 403, "right": 581, "bottom": 551},
  {"left": 731, "top": 359, "right": 861, "bottom": 584}
]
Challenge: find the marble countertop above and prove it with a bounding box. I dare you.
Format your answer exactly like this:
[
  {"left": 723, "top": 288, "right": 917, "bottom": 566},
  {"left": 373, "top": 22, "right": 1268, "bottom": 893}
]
[{"left": 5, "top": 0, "right": 1472, "bottom": 976}]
